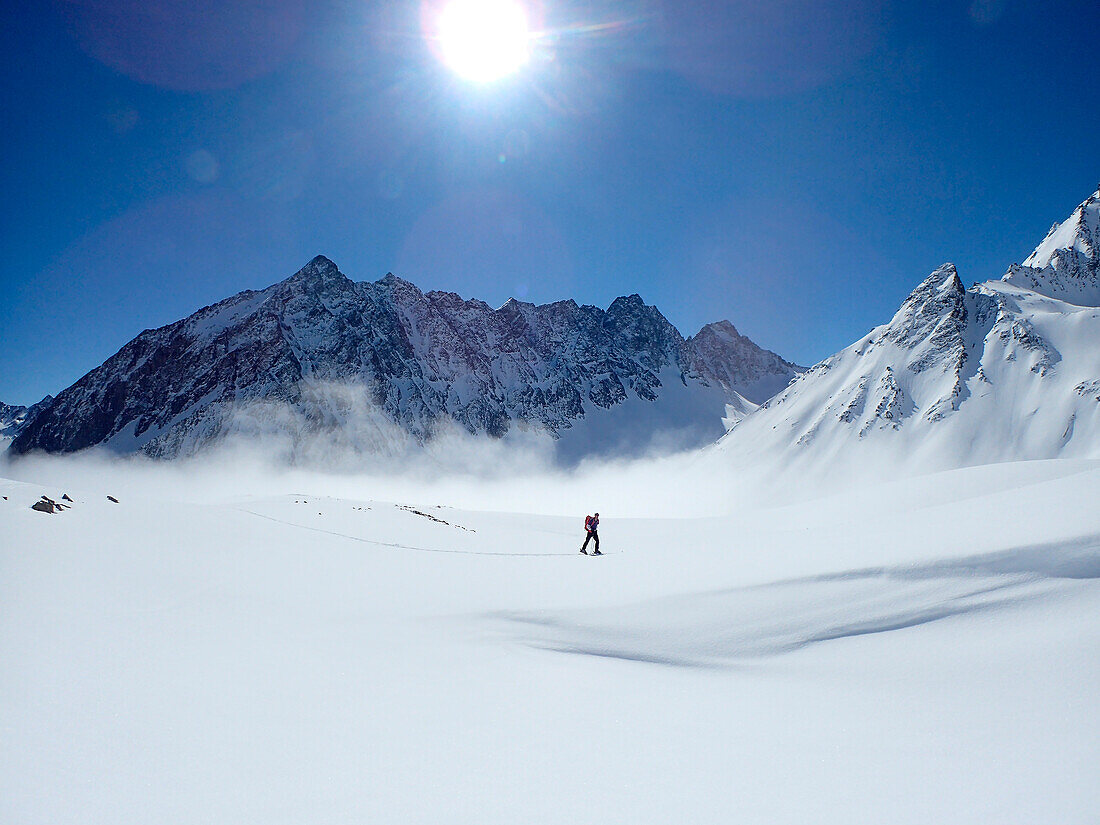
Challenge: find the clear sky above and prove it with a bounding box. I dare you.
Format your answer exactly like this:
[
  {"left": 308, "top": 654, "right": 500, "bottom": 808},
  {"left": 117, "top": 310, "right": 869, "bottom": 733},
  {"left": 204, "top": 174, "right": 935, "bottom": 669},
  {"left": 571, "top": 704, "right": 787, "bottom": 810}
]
[{"left": 2, "top": 0, "right": 1098, "bottom": 406}]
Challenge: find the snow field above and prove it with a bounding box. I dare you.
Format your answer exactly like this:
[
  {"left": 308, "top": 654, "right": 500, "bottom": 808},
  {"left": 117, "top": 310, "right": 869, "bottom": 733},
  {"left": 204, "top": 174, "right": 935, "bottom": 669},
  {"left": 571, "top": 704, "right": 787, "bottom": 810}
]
[{"left": 2, "top": 459, "right": 1099, "bottom": 823}]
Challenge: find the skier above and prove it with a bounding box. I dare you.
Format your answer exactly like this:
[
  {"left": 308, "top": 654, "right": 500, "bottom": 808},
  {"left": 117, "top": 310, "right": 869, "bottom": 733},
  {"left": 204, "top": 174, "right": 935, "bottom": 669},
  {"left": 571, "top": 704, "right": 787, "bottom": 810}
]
[{"left": 580, "top": 512, "right": 601, "bottom": 555}]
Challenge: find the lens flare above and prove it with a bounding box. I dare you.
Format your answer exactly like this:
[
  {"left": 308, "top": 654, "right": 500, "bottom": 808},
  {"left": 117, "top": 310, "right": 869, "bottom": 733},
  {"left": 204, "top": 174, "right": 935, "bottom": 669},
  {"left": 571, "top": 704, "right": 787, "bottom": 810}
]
[{"left": 432, "top": 0, "right": 532, "bottom": 82}]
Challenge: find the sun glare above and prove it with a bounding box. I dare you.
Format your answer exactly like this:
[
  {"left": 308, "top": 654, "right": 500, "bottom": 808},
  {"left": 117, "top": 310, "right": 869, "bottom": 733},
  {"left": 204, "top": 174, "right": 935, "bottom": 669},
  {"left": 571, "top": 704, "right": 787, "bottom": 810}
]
[{"left": 434, "top": 0, "right": 531, "bottom": 82}]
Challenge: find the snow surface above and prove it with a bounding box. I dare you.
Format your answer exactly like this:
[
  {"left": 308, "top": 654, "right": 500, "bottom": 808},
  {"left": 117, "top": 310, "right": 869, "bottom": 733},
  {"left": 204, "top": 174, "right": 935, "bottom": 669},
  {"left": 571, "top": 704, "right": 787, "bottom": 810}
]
[{"left": 2, "top": 456, "right": 1098, "bottom": 823}]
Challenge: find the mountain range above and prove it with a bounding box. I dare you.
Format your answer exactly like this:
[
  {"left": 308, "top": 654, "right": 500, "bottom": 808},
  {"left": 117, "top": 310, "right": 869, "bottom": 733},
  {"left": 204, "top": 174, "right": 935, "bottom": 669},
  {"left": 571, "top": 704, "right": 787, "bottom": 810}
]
[
  {"left": 6, "top": 260, "right": 799, "bottom": 463},
  {"left": 6, "top": 185, "right": 1098, "bottom": 470}
]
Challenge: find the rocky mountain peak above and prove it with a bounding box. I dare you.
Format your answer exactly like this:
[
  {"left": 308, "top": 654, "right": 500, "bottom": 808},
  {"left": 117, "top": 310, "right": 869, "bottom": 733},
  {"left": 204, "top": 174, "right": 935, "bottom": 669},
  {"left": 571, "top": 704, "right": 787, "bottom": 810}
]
[
  {"left": 682, "top": 320, "right": 802, "bottom": 405},
  {"left": 309, "top": 254, "right": 338, "bottom": 270},
  {"left": 284, "top": 255, "right": 350, "bottom": 292},
  {"left": 606, "top": 293, "right": 647, "bottom": 313},
  {"left": 1003, "top": 187, "right": 1100, "bottom": 305},
  {"left": 693, "top": 320, "right": 742, "bottom": 342},
  {"left": 887, "top": 264, "right": 965, "bottom": 339},
  {"left": 918, "top": 262, "right": 963, "bottom": 295},
  {"left": 372, "top": 271, "right": 425, "bottom": 300},
  {"left": 1022, "top": 186, "right": 1099, "bottom": 269}
]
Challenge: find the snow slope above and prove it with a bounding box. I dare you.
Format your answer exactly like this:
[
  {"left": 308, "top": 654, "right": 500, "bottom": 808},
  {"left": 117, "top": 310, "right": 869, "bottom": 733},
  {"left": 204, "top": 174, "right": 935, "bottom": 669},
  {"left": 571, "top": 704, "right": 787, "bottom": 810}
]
[
  {"left": 715, "top": 187, "right": 1100, "bottom": 473},
  {"left": 2, "top": 458, "right": 1098, "bottom": 823}
]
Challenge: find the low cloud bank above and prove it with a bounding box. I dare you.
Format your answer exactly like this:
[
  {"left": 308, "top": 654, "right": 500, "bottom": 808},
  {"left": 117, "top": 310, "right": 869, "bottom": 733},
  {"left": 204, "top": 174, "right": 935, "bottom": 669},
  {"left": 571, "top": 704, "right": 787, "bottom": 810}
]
[
  {"left": 1, "top": 423, "right": 764, "bottom": 519},
  {"left": 3, "top": 380, "right": 771, "bottom": 517},
  {"left": 8, "top": 398, "right": 1089, "bottom": 519}
]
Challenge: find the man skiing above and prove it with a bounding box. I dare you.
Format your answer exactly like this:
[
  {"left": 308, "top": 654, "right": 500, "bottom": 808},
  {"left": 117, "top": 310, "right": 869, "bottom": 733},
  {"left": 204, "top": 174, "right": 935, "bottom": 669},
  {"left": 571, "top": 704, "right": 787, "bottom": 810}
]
[{"left": 580, "top": 512, "right": 601, "bottom": 555}]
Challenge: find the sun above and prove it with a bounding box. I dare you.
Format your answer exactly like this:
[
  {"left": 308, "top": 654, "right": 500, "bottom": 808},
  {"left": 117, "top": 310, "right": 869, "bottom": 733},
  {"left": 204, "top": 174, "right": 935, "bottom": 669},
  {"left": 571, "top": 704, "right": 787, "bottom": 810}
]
[{"left": 433, "top": 0, "right": 532, "bottom": 82}]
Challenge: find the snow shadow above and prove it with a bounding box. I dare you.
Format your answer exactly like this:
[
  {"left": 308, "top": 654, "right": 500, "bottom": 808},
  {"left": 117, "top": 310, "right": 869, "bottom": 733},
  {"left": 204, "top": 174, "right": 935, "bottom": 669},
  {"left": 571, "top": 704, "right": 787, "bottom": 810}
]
[{"left": 493, "top": 535, "right": 1100, "bottom": 667}]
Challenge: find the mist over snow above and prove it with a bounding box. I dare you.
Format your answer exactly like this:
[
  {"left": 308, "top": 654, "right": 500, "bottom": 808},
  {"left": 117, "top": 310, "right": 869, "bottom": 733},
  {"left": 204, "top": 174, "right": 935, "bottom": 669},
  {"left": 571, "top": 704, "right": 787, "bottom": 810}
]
[{"left": 0, "top": 429, "right": 758, "bottom": 520}]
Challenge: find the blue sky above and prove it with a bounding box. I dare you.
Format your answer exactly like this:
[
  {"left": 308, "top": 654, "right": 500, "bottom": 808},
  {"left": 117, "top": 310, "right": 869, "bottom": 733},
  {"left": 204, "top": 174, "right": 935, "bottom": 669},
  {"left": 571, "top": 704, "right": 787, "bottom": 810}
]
[{"left": 2, "top": 0, "right": 1098, "bottom": 406}]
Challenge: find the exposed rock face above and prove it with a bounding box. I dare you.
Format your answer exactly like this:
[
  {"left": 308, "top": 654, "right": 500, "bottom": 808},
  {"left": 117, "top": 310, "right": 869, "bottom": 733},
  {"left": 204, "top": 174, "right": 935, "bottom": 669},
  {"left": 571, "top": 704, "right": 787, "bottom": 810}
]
[
  {"left": 0, "top": 396, "right": 54, "bottom": 446},
  {"left": 717, "top": 186, "right": 1100, "bottom": 469},
  {"left": 10, "top": 258, "right": 800, "bottom": 461},
  {"left": 682, "top": 320, "right": 800, "bottom": 403},
  {"left": 30, "top": 495, "right": 69, "bottom": 514}
]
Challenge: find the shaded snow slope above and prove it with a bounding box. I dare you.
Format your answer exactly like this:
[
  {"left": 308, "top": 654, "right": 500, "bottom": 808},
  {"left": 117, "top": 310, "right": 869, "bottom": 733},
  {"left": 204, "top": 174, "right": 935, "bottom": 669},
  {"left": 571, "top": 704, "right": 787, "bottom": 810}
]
[
  {"left": 717, "top": 186, "right": 1100, "bottom": 472},
  {"left": 2, "top": 459, "right": 1098, "bottom": 823},
  {"left": 10, "top": 258, "right": 799, "bottom": 463},
  {"left": 500, "top": 535, "right": 1098, "bottom": 665}
]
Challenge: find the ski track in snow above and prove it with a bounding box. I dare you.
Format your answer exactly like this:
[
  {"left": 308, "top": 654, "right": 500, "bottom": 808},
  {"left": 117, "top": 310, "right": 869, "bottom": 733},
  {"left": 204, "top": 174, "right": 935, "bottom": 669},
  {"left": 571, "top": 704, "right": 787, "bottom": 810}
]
[
  {"left": 494, "top": 535, "right": 1100, "bottom": 667},
  {"left": 235, "top": 506, "right": 580, "bottom": 557}
]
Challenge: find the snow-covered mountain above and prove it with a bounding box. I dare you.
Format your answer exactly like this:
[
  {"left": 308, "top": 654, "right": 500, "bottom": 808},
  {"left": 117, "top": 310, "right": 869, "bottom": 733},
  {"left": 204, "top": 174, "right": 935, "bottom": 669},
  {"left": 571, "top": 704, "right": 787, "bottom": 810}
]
[
  {"left": 717, "top": 186, "right": 1100, "bottom": 471},
  {"left": 1003, "top": 186, "right": 1100, "bottom": 305},
  {"left": 0, "top": 396, "right": 53, "bottom": 450},
  {"left": 8, "top": 258, "right": 800, "bottom": 462},
  {"left": 682, "top": 320, "right": 798, "bottom": 426}
]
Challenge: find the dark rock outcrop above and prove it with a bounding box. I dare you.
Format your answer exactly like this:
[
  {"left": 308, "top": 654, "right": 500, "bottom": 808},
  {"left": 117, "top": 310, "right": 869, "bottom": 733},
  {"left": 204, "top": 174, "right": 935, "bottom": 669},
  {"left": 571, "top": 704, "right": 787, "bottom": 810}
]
[{"left": 0, "top": 395, "right": 54, "bottom": 444}]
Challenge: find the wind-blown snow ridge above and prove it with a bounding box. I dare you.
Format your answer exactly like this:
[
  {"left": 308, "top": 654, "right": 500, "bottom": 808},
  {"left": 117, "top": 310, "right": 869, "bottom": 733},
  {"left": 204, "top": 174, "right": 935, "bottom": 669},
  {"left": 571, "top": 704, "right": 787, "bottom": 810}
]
[
  {"left": 497, "top": 534, "right": 1100, "bottom": 667},
  {"left": 9, "top": 256, "right": 800, "bottom": 462}
]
